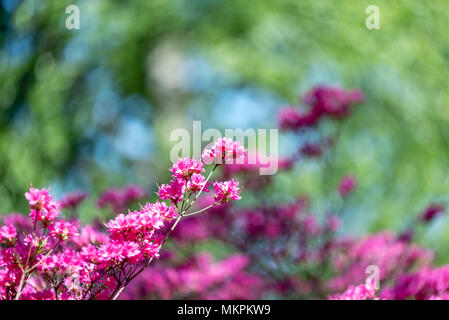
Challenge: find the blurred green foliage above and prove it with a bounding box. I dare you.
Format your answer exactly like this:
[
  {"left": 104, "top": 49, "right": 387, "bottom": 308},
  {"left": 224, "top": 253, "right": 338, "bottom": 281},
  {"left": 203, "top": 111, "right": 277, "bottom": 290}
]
[{"left": 1, "top": 1, "right": 449, "bottom": 261}]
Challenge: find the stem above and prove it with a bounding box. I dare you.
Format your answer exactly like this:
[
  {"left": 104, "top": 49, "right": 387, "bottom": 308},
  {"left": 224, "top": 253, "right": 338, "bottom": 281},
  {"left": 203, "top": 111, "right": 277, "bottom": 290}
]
[
  {"left": 14, "top": 271, "right": 28, "bottom": 300},
  {"left": 182, "top": 164, "right": 218, "bottom": 214},
  {"left": 26, "top": 243, "right": 60, "bottom": 273},
  {"left": 182, "top": 203, "right": 217, "bottom": 217},
  {"left": 14, "top": 219, "right": 38, "bottom": 300},
  {"left": 14, "top": 239, "right": 61, "bottom": 300},
  {"left": 110, "top": 164, "right": 219, "bottom": 300}
]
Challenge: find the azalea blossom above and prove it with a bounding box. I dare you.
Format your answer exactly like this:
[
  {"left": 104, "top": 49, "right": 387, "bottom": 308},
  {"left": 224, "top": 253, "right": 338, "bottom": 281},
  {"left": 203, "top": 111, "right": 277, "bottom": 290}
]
[
  {"left": 202, "top": 138, "right": 246, "bottom": 165},
  {"left": 170, "top": 157, "right": 204, "bottom": 179},
  {"left": 213, "top": 179, "right": 241, "bottom": 204}
]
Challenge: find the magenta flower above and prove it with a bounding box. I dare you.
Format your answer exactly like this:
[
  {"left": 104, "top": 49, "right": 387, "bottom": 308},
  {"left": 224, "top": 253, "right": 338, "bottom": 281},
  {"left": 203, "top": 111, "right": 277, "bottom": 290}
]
[
  {"left": 0, "top": 224, "right": 17, "bottom": 245},
  {"left": 73, "top": 225, "right": 109, "bottom": 247},
  {"left": 48, "top": 220, "right": 80, "bottom": 241},
  {"left": 97, "top": 185, "right": 147, "bottom": 214},
  {"left": 0, "top": 138, "right": 247, "bottom": 300},
  {"left": 58, "top": 191, "right": 88, "bottom": 210},
  {"left": 95, "top": 241, "right": 142, "bottom": 267},
  {"left": 338, "top": 174, "right": 357, "bottom": 197},
  {"left": 25, "top": 187, "right": 60, "bottom": 224},
  {"left": 157, "top": 178, "right": 186, "bottom": 204},
  {"left": 302, "top": 85, "right": 364, "bottom": 119},
  {"left": 277, "top": 86, "right": 364, "bottom": 133},
  {"left": 213, "top": 179, "right": 241, "bottom": 204},
  {"left": 202, "top": 138, "right": 246, "bottom": 165},
  {"left": 277, "top": 107, "right": 303, "bottom": 130},
  {"left": 140, "top": 201, "right": 178, "bottom": 221},
  {"left": 187, "top": 173, "right": 210, "bottom": 193},
  {"left": 419, "top": 204, "right": 445, "bottom": 223},
  {"left": 326, "top": 215, "right": 341, "bottom": 232},
  {"left": 170, "top": 157, "right": 204, "bottom": 179},
  {"left": 277, "top": 106, "right": 320, "bottom": 130}
]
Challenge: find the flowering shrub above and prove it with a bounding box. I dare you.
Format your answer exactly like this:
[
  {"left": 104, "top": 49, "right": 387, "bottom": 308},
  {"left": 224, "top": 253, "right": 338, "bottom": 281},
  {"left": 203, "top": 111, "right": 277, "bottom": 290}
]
[
  {"left": 118, "top": 85, "right": 449, "bottom": 301},
  {"left": 2, "top": 85, "right": 449, "bottom": 300},
  {"left": 0, "top": 138, "right": 246, "bottom": 300}
]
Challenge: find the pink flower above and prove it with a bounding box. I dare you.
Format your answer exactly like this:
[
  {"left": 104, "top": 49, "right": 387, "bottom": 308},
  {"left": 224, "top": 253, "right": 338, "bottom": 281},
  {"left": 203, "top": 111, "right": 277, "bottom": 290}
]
[
  {"left": 142, "top": 201, "right": 178, "bottom": 221},
  {"left": 187, "top": 173, "right": 210, "bottom": 193},
  {"left": 38, "top": 249, "right": 83, "bottom": 275},
  {"left": 277, "top": 106, "right": 320, "bottom": 130},
  {"left": 384, "top": 265, "right": 449, "bottom": 300},
  {"left": 277, "top": 86, "right": 364, "bottom": 133},
  {"left": 25, "top": 187, "right": 54, "bottom": 210},
  {"left": 96, "top": 241, "right": 142, "bottom": 266},
  {"left": 48, "top": 220, "right": 80, "bottom": 241},
  {"left": 58, "top": 191, "right": 88, "bottom": 210},
  {"left": 157, "top": 179, "right": 186, "bottom": 204},
  {"left": 303, "top": 215, "right": 321, "bottom": 236},
  {"left": 170, "top": 157, "right": 204, "bottom": 179},
  {"left": 105, "top": 210, "right": 161, "bottom": 241},
  {"left": 25, "top": 187, "right": 60, "bottom": 224},
  {"left": 213, "top": 179, "right": 241, "bottom": 204},
  {"left": 223, "top": 151, "right": 284, "bottom": 175},
  {"left": 0, "top": 143, "right": 242, "bottom": 300},
  {"left": 202, "top": 138, "right": 246, "bottom": 165},
  {"left": 338, "top": 174, "right": 357, "bottom": 197},
  {"left": 326, "top": 215, "right": 341, "bottom": 232},
  {"left": 302, "top": 85, "right": 363, "bottom": 119},
  {"left": 141, "top": 241, "right": 160, "bottom": 259},
  {"left": 419, "top": 204, "right": 445, "bottom": 223},
  {"left": 73, "top": 225, "right": 109, "bottom": 246},
  {"left": 3, "top": 213, "right": 32, "bottom": 231},
  {"left": 277, "top": 107, "right": 303, "bottom": 130},
  {"left": 123, "top": 185, "right": 148, "bottom": 201},
  {"left": 105, "top": 201, "right": 176, "bottom": 242},
  {"left": 97, "top": 185, "right": 147, "bottom": 213},
  {"left": 0, "top": 224, "right": 17, "bottom": 244},
  {"left": 326, "top": 232, "right": 434, "bottom": 294}
]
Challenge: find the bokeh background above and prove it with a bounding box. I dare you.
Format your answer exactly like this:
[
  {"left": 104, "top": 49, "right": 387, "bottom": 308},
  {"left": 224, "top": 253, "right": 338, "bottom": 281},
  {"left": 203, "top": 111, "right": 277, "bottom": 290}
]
[{"left": 1, "top": 0, "right": 449, "bottom": 263}]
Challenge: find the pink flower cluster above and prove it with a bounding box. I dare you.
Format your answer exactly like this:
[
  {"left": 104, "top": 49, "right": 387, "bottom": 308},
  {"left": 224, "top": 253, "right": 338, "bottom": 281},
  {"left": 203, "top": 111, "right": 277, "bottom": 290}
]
[
  {"left": 338, "top": 174, "right": 358, "bottom": 197},
  {"left": 213, "top": 179, "right": 241, "bottom": 203},
  {"left": 278, "top": 85, "right": 364, "bottom": 131},
  {"left": 0, "top": 138, "right": 245, "bottom": 300},
  {"left": 159, "top": 147, "right": 244, "bottom": 209},
  {"left": 326, "top": 232, "right": 434, "bottom": 293},
  {"left": 222, "top": 152, "right": 295, "bottom": 190},
  {"left": 26, "top": 187, "right": 60, "bottom": 225},
  {"left": 97, "top": 185, "right": 148, "bottom": 214},
  {"left": 0, "top": 187, "right": 82, "bottom": 300},
  {"left": 0, "top": 224, "right": 17, "bottom": 245},
  {"left": 275, "top": 86, "right": 364, "bottom": 176},
  {"left": 58, "top": 191, "right": 88, "bottom": 211},
  {"left": 202, "top": 137, "right": 246, "bottom": 165},
  {"left": 380, "top": 265, "right": 449, "bottom": 300}
]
